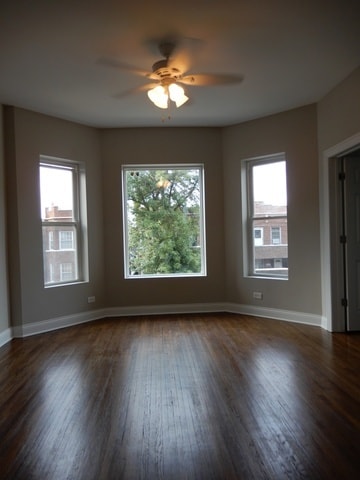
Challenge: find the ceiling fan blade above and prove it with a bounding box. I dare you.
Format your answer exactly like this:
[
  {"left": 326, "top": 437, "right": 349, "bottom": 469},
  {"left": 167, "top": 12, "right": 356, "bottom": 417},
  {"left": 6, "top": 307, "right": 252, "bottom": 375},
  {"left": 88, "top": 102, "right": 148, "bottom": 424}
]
[
  {"left": 168, "top": 49, "right": 191, "bottom": 76},
  {"left": 112, "top": 83, "right": 159, "bottom": 99},
  {"left": 97, "top": 57, "right": 150, "bottom": 77},
  {"left": 179, "top": 73, "right": 244, "bottom": 86}
]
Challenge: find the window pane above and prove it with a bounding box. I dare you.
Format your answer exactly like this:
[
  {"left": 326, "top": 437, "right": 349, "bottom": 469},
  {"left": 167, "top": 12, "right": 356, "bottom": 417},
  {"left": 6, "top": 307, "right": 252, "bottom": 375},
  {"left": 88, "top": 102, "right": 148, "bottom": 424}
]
[
  {"left": 40, "top": 165, "right": 74, "bottom": 222},
  {"left": 253, "top": 222, "right": 288, "bottom": 275},
  {"left": 123, "top": 166, "right": 206, "bottom": 278},
  {"left": 42, "top": 225, "right": 78, "bottom": 284},
  {"left": 252, "top": 161, "right": 287, "bottom": 216}
]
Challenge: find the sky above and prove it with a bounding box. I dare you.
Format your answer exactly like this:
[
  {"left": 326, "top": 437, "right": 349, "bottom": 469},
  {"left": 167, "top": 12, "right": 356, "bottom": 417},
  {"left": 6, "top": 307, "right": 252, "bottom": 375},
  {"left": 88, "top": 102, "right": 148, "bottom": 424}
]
[
  {"left": 39, "top": 161, "right": 287, "bottom": 218},
  {"left": 253, "top": 161, "right": 287, "bottom": 206},
  {"left": 39, "top": 166, "right": 73, "bottom": 218}
]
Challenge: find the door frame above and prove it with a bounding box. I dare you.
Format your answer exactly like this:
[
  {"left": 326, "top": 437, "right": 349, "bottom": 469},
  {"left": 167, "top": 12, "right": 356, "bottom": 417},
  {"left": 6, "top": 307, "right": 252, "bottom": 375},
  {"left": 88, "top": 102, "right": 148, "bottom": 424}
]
[{"left": 320, "top": 132, "right": 360, "bottom": 331}]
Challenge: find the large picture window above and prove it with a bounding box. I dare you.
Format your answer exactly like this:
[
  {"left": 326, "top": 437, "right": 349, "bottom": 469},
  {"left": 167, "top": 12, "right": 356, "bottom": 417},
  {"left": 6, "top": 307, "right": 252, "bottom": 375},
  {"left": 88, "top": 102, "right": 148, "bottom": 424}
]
[
  {"left": 244, "top": 154, "right": 288, "bottom": 279},
  {"left": 122, "top": 165, "right": 206, "bottom": 278},
  {"left": 39, "top": 157, "right": 87, "bottom": 286}
]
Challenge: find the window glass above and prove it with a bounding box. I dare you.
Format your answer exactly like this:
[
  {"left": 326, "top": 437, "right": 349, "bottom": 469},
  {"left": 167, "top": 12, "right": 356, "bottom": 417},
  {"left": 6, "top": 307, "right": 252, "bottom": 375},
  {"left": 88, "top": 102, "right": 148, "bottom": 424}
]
[
  {"left": 40, "top": 165, "right": 74, "bottom": 222},
  {"left": 122, "top": 165, "right": 206, "bottom": 278},
  {"left": 40, "top": 158, "right": 86, "bottom": 286}
]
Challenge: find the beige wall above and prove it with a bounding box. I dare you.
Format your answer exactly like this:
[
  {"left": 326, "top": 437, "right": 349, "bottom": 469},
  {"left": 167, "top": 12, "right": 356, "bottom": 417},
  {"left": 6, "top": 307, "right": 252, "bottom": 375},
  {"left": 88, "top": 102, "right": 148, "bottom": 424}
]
[
  {"left": 223, "top": 105, "right": 322, "bottom": 314},
  {"left": 100, "top": 127, "right": 226, "bottom": 307},
  {"left": 0, "top": 105, "right": 10, "bottom": 334},
  {"left": 317, "top": 66, "right": 360, "bottom": 152},
  {"left": 4, "top": 107, "right": 105, "bottom": 327}
]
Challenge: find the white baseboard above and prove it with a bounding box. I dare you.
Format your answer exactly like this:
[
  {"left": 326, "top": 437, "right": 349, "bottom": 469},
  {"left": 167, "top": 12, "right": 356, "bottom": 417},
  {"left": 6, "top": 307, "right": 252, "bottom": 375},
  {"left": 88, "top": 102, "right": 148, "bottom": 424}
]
[
  {"left": 15, "top": 308, "right": 108, "bottom": 338},
  {"left": 0, "top": 327, "right": 12, "bottom": 348},
  {"left": 2, "top": 302, "right": 324, "bottom": 343},
  {"left": 321, "top": 316, "right": 329, "bottom": 330},
  {"left": 224, "top": 302, "right": 323, "bottom": 327}
]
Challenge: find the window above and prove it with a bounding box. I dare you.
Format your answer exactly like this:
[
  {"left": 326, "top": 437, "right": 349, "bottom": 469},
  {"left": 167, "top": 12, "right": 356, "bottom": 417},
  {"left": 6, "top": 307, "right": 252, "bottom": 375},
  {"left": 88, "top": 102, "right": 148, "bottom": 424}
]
[
  {"left": 244, "top": 154, "right": 288, "bottom": 279},
  {"left": 39, "top": 157, "right": 87, "bottom": 286},
  {"left": 122, "top": 164, "right": 206, "bottom": 278},
  {"left": 49, "top": 264, "right": 54, "bottom": 283},
  {"left": 60, "top": 263, "right": 73, "bottom": 281},
  {"left": 254, "top": 227, "right": 263, "bottom": 246},
  {"left": 48, "top": 231, "right": 54, "bottom": 250},
  {"left": 271, "top": 226, "right": 281, "bottom": 245},
  {"left": 59, "top": 231, "right": 74, "bottom": 250}
]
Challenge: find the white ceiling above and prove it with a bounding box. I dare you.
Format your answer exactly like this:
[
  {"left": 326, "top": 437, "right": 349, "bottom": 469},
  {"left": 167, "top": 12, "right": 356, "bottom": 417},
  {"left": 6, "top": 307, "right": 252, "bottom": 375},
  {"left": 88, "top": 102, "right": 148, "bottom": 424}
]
[{"left": 0, "top": 0, "right": 359, "bottom": 128}]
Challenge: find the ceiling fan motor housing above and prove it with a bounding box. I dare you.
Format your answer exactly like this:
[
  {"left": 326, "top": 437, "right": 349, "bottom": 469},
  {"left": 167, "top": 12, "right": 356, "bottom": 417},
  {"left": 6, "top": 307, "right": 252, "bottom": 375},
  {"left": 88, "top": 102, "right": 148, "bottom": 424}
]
[
  {"left": 151, "top": 59, "right": 181, "bottom": 82},
  {"left": 150, "top": 41, "right": 182, "bottom": 83}
]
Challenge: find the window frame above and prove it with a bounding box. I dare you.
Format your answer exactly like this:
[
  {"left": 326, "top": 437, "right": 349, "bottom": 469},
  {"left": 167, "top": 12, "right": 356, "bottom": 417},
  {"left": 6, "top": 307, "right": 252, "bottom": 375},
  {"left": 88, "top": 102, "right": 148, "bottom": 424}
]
[
  {"left": 243, "top": 153, "right": 288, "bottom": 280},
  {"left": 122, "top": 163, "right": 207, "bottom": 279},
  {"left": 39, "top": 156, "right": 88, "bottom": 287}
]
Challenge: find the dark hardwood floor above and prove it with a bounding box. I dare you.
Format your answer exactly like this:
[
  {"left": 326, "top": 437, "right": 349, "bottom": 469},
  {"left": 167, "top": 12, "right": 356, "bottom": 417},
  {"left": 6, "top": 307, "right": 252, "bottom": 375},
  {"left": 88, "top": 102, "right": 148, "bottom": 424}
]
[{"left": 0, "top": 313, "right": 359, "bottom": 479}]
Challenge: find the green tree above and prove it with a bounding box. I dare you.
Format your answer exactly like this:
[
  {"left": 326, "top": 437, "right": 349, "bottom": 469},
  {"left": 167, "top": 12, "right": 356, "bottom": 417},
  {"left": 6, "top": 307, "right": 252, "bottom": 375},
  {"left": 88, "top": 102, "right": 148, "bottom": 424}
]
[{"left": 126, "top": 168, "right": 202, "bottom": 275}]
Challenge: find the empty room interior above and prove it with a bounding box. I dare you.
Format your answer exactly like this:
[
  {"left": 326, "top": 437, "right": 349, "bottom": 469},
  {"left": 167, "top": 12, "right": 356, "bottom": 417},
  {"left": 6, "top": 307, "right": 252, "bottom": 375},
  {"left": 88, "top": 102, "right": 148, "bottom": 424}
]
[{"left": 0, "top": 1, "right": 360, "bottom": 479}]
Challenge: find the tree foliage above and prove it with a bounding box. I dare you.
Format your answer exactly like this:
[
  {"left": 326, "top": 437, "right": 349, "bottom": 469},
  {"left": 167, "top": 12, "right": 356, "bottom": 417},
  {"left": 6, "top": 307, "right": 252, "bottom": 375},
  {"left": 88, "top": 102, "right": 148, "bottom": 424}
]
[{"left": 126, "top": 168, "right": 202, "bottom": 275}]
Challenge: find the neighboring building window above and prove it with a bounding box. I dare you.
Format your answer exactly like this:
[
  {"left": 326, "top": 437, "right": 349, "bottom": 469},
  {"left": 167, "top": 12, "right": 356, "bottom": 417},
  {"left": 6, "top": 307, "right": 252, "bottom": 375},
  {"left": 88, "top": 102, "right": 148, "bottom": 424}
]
[
  {"left": 39, "top": 157, "right": 87, "bottom": 286},
  {"left": 254, "top": 227, "right": 263, "bottom": 246},
  {"left": 59, "top": 231, "right": 74, "bottom": 250},
  {"left": 271, "top": 226, "right": 281, "bottom": 244},
  {"left": 122, "top": 164, "right": 206, "bottom": 278},
  {"left": 48, "top": 231, "right": 54, "bottom": 250},
  {"left": 49, "top": 264, "right": 54, "bottom": 283},
  {"left": 60, "top": 263, "right": 73, "bottom": 281},
  {"left": 244, "top": 154, "right": 288, "bottom": 279}
]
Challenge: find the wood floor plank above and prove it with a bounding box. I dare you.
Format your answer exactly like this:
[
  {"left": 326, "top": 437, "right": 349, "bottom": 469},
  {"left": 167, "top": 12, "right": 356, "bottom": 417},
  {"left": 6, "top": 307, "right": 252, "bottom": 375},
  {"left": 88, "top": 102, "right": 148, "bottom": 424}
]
[{"left": 0, "top": 313, "right": 359, "bottom": 479}]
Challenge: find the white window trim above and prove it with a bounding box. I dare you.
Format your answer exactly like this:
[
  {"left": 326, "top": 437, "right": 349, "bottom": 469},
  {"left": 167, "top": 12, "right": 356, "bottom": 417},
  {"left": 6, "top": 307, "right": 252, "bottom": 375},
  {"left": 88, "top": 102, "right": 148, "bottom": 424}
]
[
  {"left": 122, "top": 163, "right": 207, "bottom": 279},
  {"left": 242, "top": 153, "right": 288, "bottom": 280}
]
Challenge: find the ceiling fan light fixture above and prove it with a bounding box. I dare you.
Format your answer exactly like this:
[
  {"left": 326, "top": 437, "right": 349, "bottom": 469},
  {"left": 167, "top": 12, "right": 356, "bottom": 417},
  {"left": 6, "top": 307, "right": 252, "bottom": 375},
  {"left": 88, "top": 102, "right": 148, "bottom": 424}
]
[
  {"left": 168, "top": 83, "right": 189, "bottom": 108},
  {"left": 147, "top": 81, "right": 189, "bottom": 110},
  {"left": 147, "top": 85, "right": 168, "bottom": 109}
]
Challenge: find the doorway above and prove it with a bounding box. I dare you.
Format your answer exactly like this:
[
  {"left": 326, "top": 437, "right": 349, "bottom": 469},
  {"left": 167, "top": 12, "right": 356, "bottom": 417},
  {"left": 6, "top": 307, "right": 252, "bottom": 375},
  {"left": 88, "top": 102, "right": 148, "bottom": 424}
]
[
  {"left": 339, "top": 150, "right": 360, "bottom": 331},
  {"left": 320, "top": 133, "right": 360, "bottom": 332}
]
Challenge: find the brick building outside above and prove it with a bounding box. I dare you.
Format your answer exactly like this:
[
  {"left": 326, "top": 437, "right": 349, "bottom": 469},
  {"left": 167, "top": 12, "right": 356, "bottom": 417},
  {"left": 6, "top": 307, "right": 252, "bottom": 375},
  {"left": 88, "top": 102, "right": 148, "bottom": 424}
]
[
  {"left": 42, "top": 206, "right": 77, "bottom": 284},
  {"left": 253, "top": 201, "right": 288, "bottom": 275}
]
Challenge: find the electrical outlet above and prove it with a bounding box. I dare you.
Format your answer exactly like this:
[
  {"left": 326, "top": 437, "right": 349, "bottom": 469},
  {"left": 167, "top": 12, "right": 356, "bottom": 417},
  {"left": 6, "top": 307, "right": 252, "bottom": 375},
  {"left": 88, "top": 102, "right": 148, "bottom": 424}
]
[
  {"left": 87, "top": 296, "right": 96, "bottom": 303},
  {"left": 253, "top": 291, "right": 263, "bottom": 300}
]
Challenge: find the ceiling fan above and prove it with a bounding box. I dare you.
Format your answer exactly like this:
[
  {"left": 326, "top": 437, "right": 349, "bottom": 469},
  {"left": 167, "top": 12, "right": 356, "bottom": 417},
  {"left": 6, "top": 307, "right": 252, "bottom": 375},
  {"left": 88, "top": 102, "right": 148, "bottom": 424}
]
[{"left": 99, "top": 40, "right": 243, "bottom": 109}]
